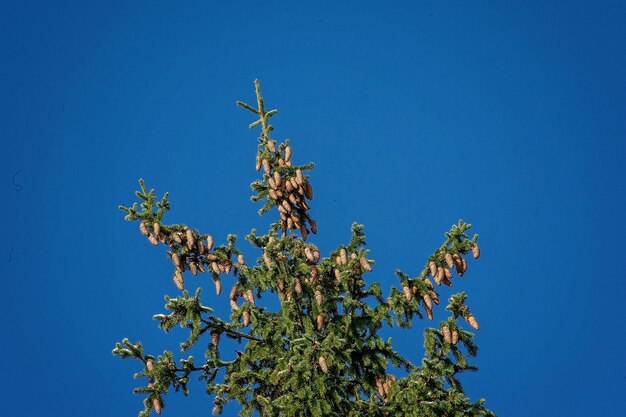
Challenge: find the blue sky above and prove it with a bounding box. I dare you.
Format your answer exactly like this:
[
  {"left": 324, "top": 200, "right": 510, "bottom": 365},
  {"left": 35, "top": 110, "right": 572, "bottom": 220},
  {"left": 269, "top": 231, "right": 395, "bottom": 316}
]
[{"left": 1, "top": 1, "right": 625, "bottom": 416}]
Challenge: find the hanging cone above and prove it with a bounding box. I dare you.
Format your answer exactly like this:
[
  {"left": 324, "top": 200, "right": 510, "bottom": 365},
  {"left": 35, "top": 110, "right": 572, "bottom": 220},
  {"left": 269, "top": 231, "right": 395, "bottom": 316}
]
[
  {"left": 149, "top": 384, "right": 162, "bottom": 415},
  {"left": 441, "top": 275, "right": 453, "bottom": 287},
  {"left": 313, "top": 249, "right": 321, "bottom": 263},
  {"left": 318, "top": 356, "right": 328, "bottom": 373},
  {"left": 148, "top": 234, "right": 159, "bottom": 246},
  {"left": 229, "top": 284, "right": 238, "bottom": 300},
  {"left": 224, "top": 261, "right": 232, "bottom": 274},
  {"left": 285, "top": 146, "right": 292, "bottom": 162},
  {"left": 242, "top": 310, "right": 251, "bottom": 326},
  {"left": 451, "top": 329, "right": 459, "bottom": 345},
  {"left": 466, "top": 315, "right": 480, "bottom": 330},
  {"left": 305, "top": 182, "right": 314, "bottom": 200},
  {"left": 278, "top": 158, "right": 285, "bottom": 166},
  {"left": 255, "top": 155, "right": 261, "bottom": 171},
  {"left": 214, "top": 279, "right": 222, "bottom": 296},
  {"left": 262, "top": 159, "right": 270, "bottom": 174},
  {"left": 411, "top": 285, "right": 418, "bottom": 295},
  {"left": 206, "top": 235, "right": 214, "bottom": 251},
  {"left": 280, "top": 211, "right": 288, "bottom": 221},
  {"left": 281, "top": 200, "right": 291, "bottom": 212},
  {"left": 171, "top": 253, "right": 181, "bottom": 268},
  {"left": 296, "top": 169, "right": 304, "bottom": 185},
  {"left": 230, "top": 300, "right": 239, "bottom": 311},
  {"left": 426, "top": 307, "right": 433, "bottom": 320},
  {"left": 278, "top": 279, "right": 285, "bottom": 292},
  {"left": 267, "top": 177, "right": 276, "bottom": 190},
  {"left": 206, "top": 253, "right": 218, "bottom": 262},
  {"left": 263, "top": 253, "right": 272, "bottom": 269},
  {"left": 139, "top": 222, "right": 149, "bottom": 236},
  {"left": 287, "top": 217, "right": 294, "bottom": 230},
  {"left": 273, "top": 171, "right": 282, "bottom": 188},
  {"left": 376, "top": 378, "right": 385, "bottom": 397},
  {"left": 436, "top": 267, "right": 445, "bottom": 284},
  {"left": 304, "top": 247, "right": 315, "bottom": 263},
  {"left": 360, "top": 257, "right": 372, "bottom": 272},
  {"left": 315, "top": 290, "right": 323, "bottom": 306},
  {"left": 310, "top": 220, "right": 317, "bottom": 234},
  {"left": 430, "top": 291, "right": 439, "bottom": 305},
  {"left": 335, "top": 255, "right": 342, "bottom": 265},
  {"left": 429, "top": 261, "right": 437, "bottom": 278},
  {"left": 276, "top": 189, "right": 283, "bottom": 198},
  {"left": 301, "top": 224, "right": 309, "bottom": 241},
  {"left": 288, "top": 193, "right": 299, "bottom": 206},
  {"left": 444, "top": 252, "right": 454, "bottom": 268},
  {"left": 285, "top": 178, "right": 294, "bottom": 192},
  {"left": 289, "top": 177, "right": 299, "bottom": 191},
  {"left": 210, "top": 330, "right": 220, "bottom": 346},
  {"left": 158, "top": 232, "right": 167, "bottom": 244},
  {"left": 172, "top": 232, "right": 183, "bottom": 244},
  {"left": 334, "top": 268, "right": 341, "bottom": 283},
  {"left": 197, "top": 240, "right": 206, "bottom": 254},
  {"left": 294, "top": 278, "right": 302, "bottom": 294},
  {"left": 246, "top": 289, "right": 255, "bottom": 305},
  {"left": 472, "top": 243, "right": 480, "bottom": 259},
  {"left": 268, "top": 140, "right": 276, "bottom": 153},
  {"left": 211, "top": 261, "right": 220, "bottom": 274},
  {"left": 297, "top": 185, "right": 305, "bottom": 195},
  {"left": 316, "top": 315, "right": 325, "bottom": 330},
  {"left": 423, "top": 277, "right": 434, "bottom": 288},
  {"left": 152, "top": 222, "right": 161, "bottom": 237},
  {"left": 422, "top": 293, "right": 433, "bottom": 310},
  {"left": 197, "top": 262, "right": 205, "bottom": 273},
  {"left": 310, "top": 266, "right": 318, "bottom": 283},
  {"left": 340, "top": 248, "right": 348, "bottom": 265},
  {"left": 146, "top": 359, "right": 154, "bottom": 371},
  {"left": 442, "top": 325, "right": 452, "bottom": 344},
  {"left": 403, "top": 286, "right": 413, "bottom": 301},
  {"left": 462, "top": 258, "right": 468, "bottom": 273},
  {"left": 444, "top": 268, "right": 453, "bottom": 279},
  {"left": 238, "top": 254, "right": 245, "bottom": 265},
  {"left": 189, "top": 261, "right": 198, "bottom": 276},
  {"left": 173, "top": 270, "right": 184, "bottom": 291},
  {"left": 219, "top": 262, "right": 226, "bottom": 273}
]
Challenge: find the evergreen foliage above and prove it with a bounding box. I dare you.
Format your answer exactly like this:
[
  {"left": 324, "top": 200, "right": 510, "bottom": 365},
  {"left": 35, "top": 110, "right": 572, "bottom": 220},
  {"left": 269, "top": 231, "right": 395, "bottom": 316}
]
[{"left": 114, "top": 80, "right": 495, "bottom": 417}]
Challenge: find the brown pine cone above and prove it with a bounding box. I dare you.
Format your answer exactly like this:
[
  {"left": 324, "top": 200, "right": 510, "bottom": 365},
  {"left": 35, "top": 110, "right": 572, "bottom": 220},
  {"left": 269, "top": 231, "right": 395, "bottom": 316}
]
[
  {"left": 285, "top": 178, "right": 294, "bottom": 192},
  {"left": 422, "top": 293, "right": 433, "bottom": 310},
  {"left": 267, "top": 177, "right": 276, "bottom": 190},
  {"left": 312, "top": 249, "right": 321, "bottom": 263},
  {"left": 224, "top": 260, "right": 232, "bottom": 274},
  {"left": 173, "top": 270, "right": 184, "bottom": 291},
  {"left": 301, "top": 225, "right": 309, "bottom": 241},
  {"left": 214, "top": 279, "right": 222, "bottom": 296},
  {"left": 171, "top": 253, "right": 181, "bottom": 268},
  {"left": 340, "top": 248, "right": 348, "bottom": 265},
  {"left": 262, "top": 159, "right": 270, "bottom": 174},
  {"left": 230, "top": 299, "right": 239, "bottom": 311},
  {"left": 441, "top": 275, "right": 453, "bottom": 287},
  {"left": 246, "top": 289, "right": 255, "bottom": 305},
  {"left": 285, "top": 145, "right": 292, "bottom": 162},
  {"left": 255, "top": 155, "right": 261, "bottom": 171},
  {"left": 315, "top": 290, "right": 323, "bottom": 306},
  {"left": 197, "top": 240, "right": 206, "bottom": 254},
  {"left": 210, "top": 330, "right": 220, "bottom": 346},
  {"left": 218, "top": 262, "right": 226, "bottom": 273},
  {"left": 185, "top": 229, "right": 195, "bottom": 249},
  {"left": 423, "top": 277, "right": 434, "bottom": 288},
  {"left": 305, "top": 182, "right": 314, "bottom": 200},
  {"left": 426, "top": 307, "right": 433, "bottom": 320},
  {"left": 472, "top": 242, "right": 480, "bottom": 259},
  {"left": 206, "top": 235, "right": 214, "bottom": 251},
  {"left": 335, "top": 255, "right": 342, "bottom": 265},
  {"left": 451, "top": 329, "right": 459, "bottom": 345},
  {"left": 403, "top": 286, "right": 413, "bottom": 301},
  {"left": 153, "top": 222, "right": 161, "bottom": 236},
  {"left": 294, "top": 278, "right": 302, "bottom": 294},
  {"left": 268, "top": 140, "right": 276, "bottom": 153},
  {"left": 334, "top": 268, "right": 341, "bottom": 283},
  {"left": 444, "top": 252, "right": 454, "bottom": 268},
  {"left": 429, "top": 261, "right": 437, "bottom": 278},
  {"left": 296, "top": 169, "right": 304, "bottom": 185},
  {"left": 289, "top": 193, "right": 299, "bottom": 206},
  {"left": 304, "top": 247, "right": 315, "bottom": 263},
  {"left": 139, "top": 222, "right": 149, "bottom": 236},
  {"left": 278, "top": 157, "right": 285, "bottom": 166},
  {"left": 281, "top": 200, "right": 291, "bottom": 212},
  {"left": 229, "top": 284, "right": 238, "bottom": 300},
  {"left": 444, "top": 268, "right": 453, "bottom": 279},
  {"left": 172, "top": 232, "right": 183, "bottom": 244},
  {"left": 242, "top": 310, "right": 251, "bottom": 326},
  {"left": 462, "top": 257, "right": 468, "bottom": 273},
  {"left": 318, "top": 356, "right": 328, "bottom": 373},
  {"left": 146, "top": 359, "right": 154, "bottom": 371},
  {"left": 430, "top": 291, "right": 440, "bottom": 305},
  {"left": 211, "top": 261, "right": 221, "bottom": 274},
  {"left": 148, "top": 384, "right": 162, "bottom": 415},
  {"left": 238, "top": 254, "right": 245, "bottom": 265},
  {"left": 273, "top": 171, "right": 282, "bottom": 187},
  {"left": 206, "top": 253, "right": 218, "bottom": 262},
  {"left": 310, "top": 220, "right": 318, "bottom": 234},
  {"left": 263, "top": 253, "right": 272, "bottom": 269},
  {"left": 189, "top": 261, "right": 198, "bottom": 276},
  {"left": 316, "top": 315, "right": 325, "bottom": 330},
  {"left": 442, "top": 325, "right": 452, "bottom": 344},
  {"left": 376, "top": 378, "right": 385, "bottom": 397},
  {"left": 360, "top": 257, "right": 372, "bottom": 272},
  {"left": 310, "top": 265, "right": 319, "bottom": 283},
  {"left": 148, "top": 234, "right": 159, "bottom": 246},
  {"left": 466, "top": 315, "right": 480, "bottom": 330}
]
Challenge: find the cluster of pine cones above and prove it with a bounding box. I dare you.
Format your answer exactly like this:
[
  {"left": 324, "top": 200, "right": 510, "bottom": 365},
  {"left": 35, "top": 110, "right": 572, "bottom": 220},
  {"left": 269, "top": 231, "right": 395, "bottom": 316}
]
[
  {"left": 257, "top": 140, "right": 316, "bottom": 240},
  {"left": 427, "top": 243, "right": 480, "bottom": 287}
]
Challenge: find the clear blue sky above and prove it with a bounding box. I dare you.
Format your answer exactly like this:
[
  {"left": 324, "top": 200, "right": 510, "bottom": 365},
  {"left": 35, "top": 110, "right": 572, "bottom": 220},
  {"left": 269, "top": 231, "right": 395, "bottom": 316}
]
[{"left": 1, "top": 1, "right": 625, "bottom": 416}]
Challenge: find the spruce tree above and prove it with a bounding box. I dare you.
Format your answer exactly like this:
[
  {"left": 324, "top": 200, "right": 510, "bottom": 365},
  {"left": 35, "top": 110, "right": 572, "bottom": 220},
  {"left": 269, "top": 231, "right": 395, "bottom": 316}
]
[{"left": 113, "top": 80, "right": 495, "bottom": 417}]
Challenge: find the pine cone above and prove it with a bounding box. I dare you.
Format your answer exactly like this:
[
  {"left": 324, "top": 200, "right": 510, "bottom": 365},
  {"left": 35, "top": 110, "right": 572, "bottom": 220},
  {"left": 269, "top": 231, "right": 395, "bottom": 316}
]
[
  {"left": 210, "top": 330, "right": 220, "bottom": 346},
  {"left": 310, "top": 265, "right": 318, "bottom": 283},
  {"left": 262, "top": 159, "right": 270, "bottom": 174},
  {"left": 173, "top": 270, "right": 184, "bottom": 291},
  {"left": 340, "top": 248, "right": 348, "bottom": 265},
  {"left": 285, "top": 145, "right": 292, "bottom": 162},
  {"left": 238, "top": 254, "right": 245, "bottom": 265},
  {"left": 335, "top": 255, "right": 342, "bottom": 266},
  {"left": 219, "top": 262, "right": 226, "bottom": 273},
  {"left": 430, "top": 291, "right": 439, "bottom": 305},
  {"left": 148, "top": 384, "right": 162, "bottom": 415},
  {"left": 189, "top": 261, "right": 198, "bottom": 276},
  {"left": 296, "top": 169, "right": 304, "bottom": 185},
  {"left": 185, "top": 229, "right": 195, "bottom": 249},
  {"left": 442, "top": 325, "right": 452, "bottom": 344},
  {"left": 206, "top": 235, "right": 214, "bottom": 251},
  {"left": 211, "top": 261, "right": 220, "bottom": 274},
  {"left": 171, "top": 253, "right": 181, "bottom": 268},
  {"left": 423, "top": 277, "right": 434, "bottom": 288},
  {"left": 301, "top": 224, "right": 309, "bottom": 241},
  {"left": 214, "top": 279, "right": 222, "bottom": 296},
  {"left": 172, "top": 232, "right": 183, "bottom": 244},
  {"left": 288, "top": 193, "right": 299, "bottom": 206},
  {"left": 230, "top": 299, "right": 239, "bottom": 311},
  {"left": 426, "top": 307, "right": 433, "bottom": 320},
  {"left": 422, "top": 293, "right": 433, "bottom": 310},
  {"left": 310, "top": 219, "right": 317, "bottom": 234},
  {"left": 403, "top": 286, "right": 413, "bottom": 301},
  {"left": 334, "top": 268, "right": 341, "bottom": 283},
  {"left": 305, "top": 182, "right": 314, "bottom": 200},
  {"left": 206, "top": 253, "right": 218, "bottom": 262},
  {"left": 316, "top": 315, "right": 325, "bottom": 330},
  {"left": 152, "top": 222, "right": 161, "bottom": 236},
  {"left": 318, "top": 356, "right": 328, "bottom": 373},
  {"left": 315, "top": 290, "right": 323, "bottom": 306},
  {"left": 224, "top": 260, "right": 232, "bottom": 274},
  {"left": 273, "top": 171, "right": 282, "bottom": 187},
  {"left": 285, "top": 178, "right": 294, "bottom": 192},
  {"left": 255, "top": 155, "right": 261, "bottom": 171},
  {"left": 472, "top": 243, "right": 480, "bottom": 259},
  {"left": 267, "top": 177, "right": 276, "bottom": 190},
  {"left": 429, "top": 261, "right": 437, "bottom": 278},
  {"left": 146, "top": 359, "right": 154, "bottom": 371},
  {"left": 242, "top": 310, "right": 251, "bottom": 326},
  {"left": 196, "top": 240, "right": 206, "bottom": 254},
  {"left": 281, "top": 200, "right": 291, "bottom": 212},
  {"left": 444, "top": 268, "right": 453, "bottom": 279},
  {"left": 312, "top": 249, "right": 321, "bottom": 263},
  {"left": 445, "top": 252, "right": 454, "bottom": 268},
  {"left": 359, "top": 257, "right": 372, "bottom": 272},
  {"left": 263, "top": 253, "right": 272, "bottom": 269},
  {"left": 462, "top": 257, "right": 468, "bottom": 274},
  {"left": 246, "top": 289, "right": 255, "bottom": 305},
  {"left": 451, "top": 329, "right": 459, "bottom": 345},
  {"left": 466, "top": 315, "right": 480, "bottom": 330},
  {"left": 139, "top": 222, "right": 149, "bottom": 236},
  {"left": 148, "top": 234, "right": 159, "bottom": 246},
  {"left": 278, "top": 279, "right": 285, "bottom": 292},
  {"left": 304, "top": 247, "right": 315, "bottom": 263},
  {"left": 229, "top": 284, "right": 238, "bottom": 300},
  {"left": 268, "top": 140, "right": 276, "bottom": 153},
  {"left": 441, "top": 275, "right": 453, "bottom": 287},
  {"left": 376, "top": 378, "right": 385, "bottom": 397},
  {"left": 294, "top": 278, "right": 302, "bottom": 294}
]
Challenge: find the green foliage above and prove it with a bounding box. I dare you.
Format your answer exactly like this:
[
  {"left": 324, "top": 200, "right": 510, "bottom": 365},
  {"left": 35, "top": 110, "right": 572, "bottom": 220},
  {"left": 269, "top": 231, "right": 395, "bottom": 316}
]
[{"left": 113, "top": 81, "right": 495, "bottom": 416}]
